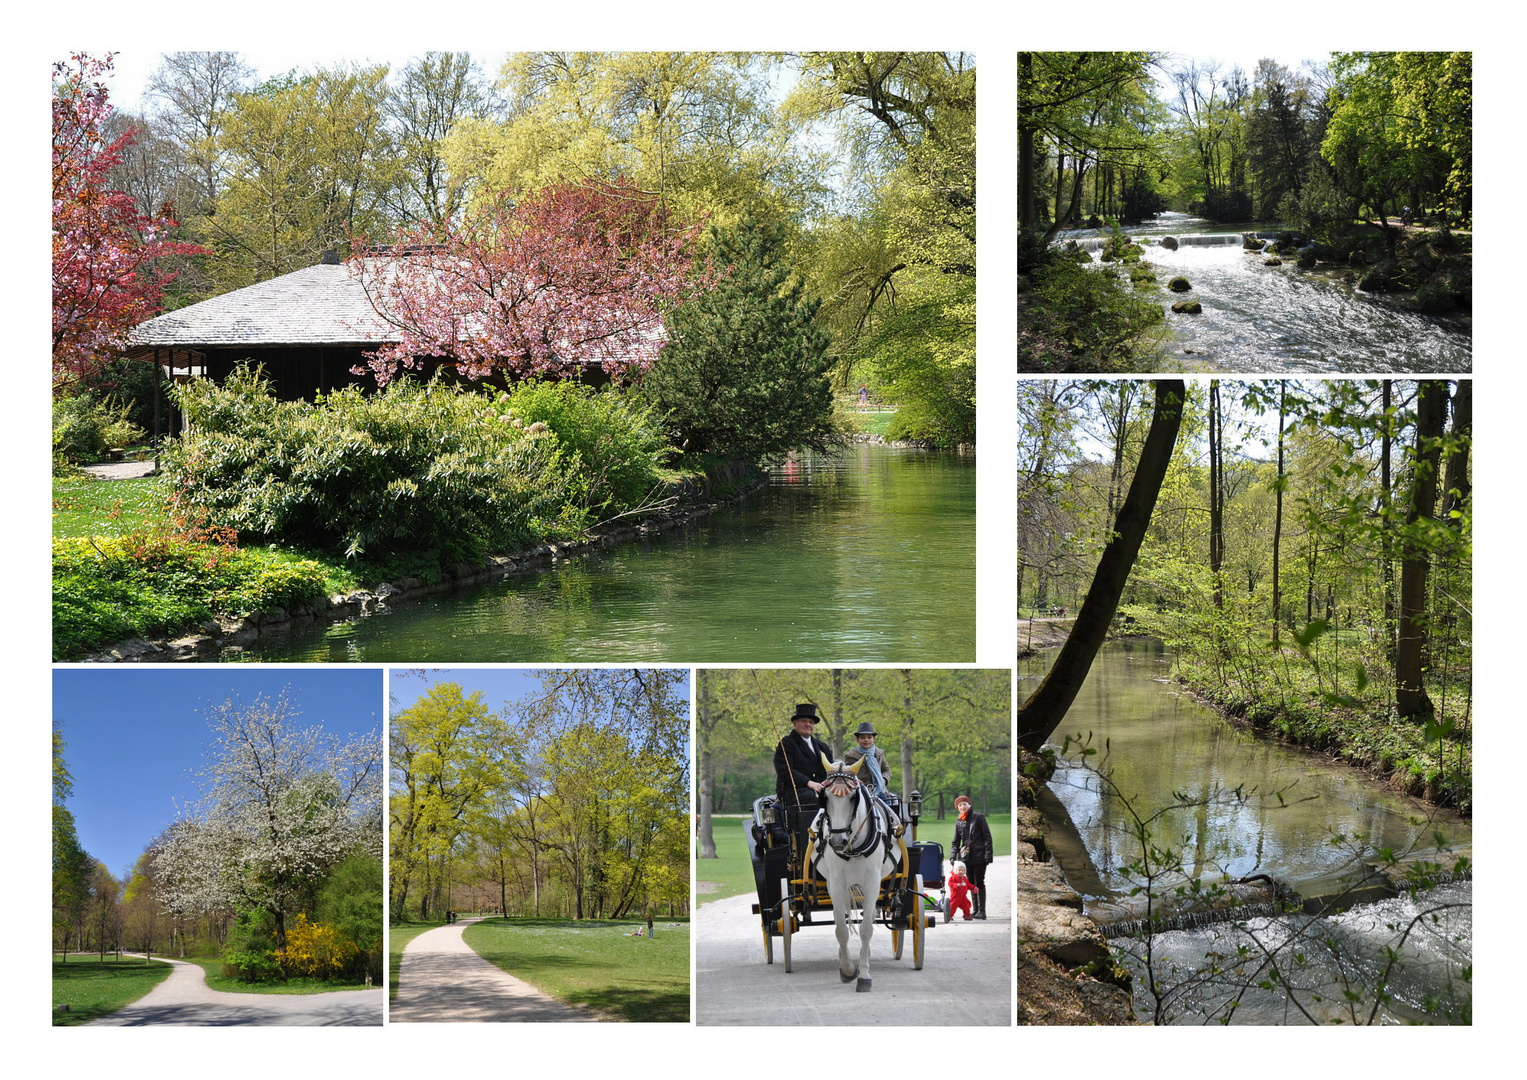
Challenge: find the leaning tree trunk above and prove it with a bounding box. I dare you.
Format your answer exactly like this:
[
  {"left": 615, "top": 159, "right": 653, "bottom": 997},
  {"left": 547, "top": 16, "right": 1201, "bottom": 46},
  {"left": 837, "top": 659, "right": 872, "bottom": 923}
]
[
  {"left": 1396, "top": 380, "right": 1448, "bottom": 720},
  {"left": 1017, "top": 380, "right": 1186, "bottom": 752}
]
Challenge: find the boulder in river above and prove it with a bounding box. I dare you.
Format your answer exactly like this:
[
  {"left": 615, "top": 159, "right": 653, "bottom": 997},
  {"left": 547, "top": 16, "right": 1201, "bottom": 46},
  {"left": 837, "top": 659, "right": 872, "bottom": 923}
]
[
  {"left": 1168, "top": 276, "right": 1192, "bottom": 292},
  {"left": 1160, "top": 235, "right": 1179, "bottom": 250},
  {"left": 1171, "top": 300, "right": 1203, "bottom": 314},
  {"left": 1242, "top": 234, "right": 1265, "bottom": 251},
  {"left": 1263, "top": 257, "right": 1284, "bottom": 267}
]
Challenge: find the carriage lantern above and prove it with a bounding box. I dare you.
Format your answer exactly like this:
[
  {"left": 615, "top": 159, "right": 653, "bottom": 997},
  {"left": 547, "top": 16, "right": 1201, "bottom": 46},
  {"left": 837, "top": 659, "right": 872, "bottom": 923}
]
[
  {"left": 907, "top": 790, "right": 922, "bottom": 821},
  {"left": 760, "top": 797, "right": 777, "bottom": 825}
]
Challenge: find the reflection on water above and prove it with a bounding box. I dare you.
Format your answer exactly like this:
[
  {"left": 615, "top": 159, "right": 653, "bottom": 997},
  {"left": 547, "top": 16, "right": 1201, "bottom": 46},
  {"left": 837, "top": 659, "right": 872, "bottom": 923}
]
[
  {"left": 1027, "top": 639, "right": 1471, "bottom": 901},
  {"left": 1064, "top": 212, "right": 1471, "bottom": 373},
  {"left": 232, "top": 444, "right": 975, "bottom": 663}
]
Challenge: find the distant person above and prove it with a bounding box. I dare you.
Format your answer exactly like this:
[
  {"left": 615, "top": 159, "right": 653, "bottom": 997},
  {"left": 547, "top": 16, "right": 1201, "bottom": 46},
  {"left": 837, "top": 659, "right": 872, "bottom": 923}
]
[
  {"left": 858, "top": 385, "right": 870, "bottom": 408},
  {"left": 947, "top": 860, "right": 976, "bottom": 921},
  {"left": 951, "top": 795, "right": 993, "bottom": 920}
]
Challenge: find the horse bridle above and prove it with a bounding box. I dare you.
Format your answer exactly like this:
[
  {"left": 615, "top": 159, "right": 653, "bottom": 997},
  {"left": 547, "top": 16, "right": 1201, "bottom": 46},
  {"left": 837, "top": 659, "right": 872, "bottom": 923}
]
[{"left": 816, "top": 765, "right": 885, "bottom": 860}]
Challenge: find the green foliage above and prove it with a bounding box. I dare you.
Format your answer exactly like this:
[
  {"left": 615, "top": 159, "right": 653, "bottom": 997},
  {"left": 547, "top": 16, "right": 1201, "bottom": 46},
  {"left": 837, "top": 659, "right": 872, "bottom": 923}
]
[
  {"left": 52, "top": 533, "right": 331, "bottom": 659},
  {"left": 646, "top": 216, "right": 838, "bottom": 463},
  {"left": 53, "top": 393, "right": 146, "bottom": 464},
  {"left": 315, "top": 853, "right": 384, "bottom": 980},
  {"left": 502, "top": 380, "right": 667, "bottom": 518},
  {"left": 1027, "top": 258, "right": 1165, "bottom": 371},
  {"left": 162, "top": 368, "right": 576, "bottom": 561},
  {"left": 857, "top": 280, "right": 975, "bottom": 447},
  {"left": 221, "top": 948, "right": 285, "bottom": 983}
]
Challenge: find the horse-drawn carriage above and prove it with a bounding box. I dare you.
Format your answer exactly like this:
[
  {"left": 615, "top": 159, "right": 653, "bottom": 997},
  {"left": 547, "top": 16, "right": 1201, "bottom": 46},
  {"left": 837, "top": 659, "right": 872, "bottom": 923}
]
[{"left": 746, "top": 756, "right": 943, "bottom": 989}]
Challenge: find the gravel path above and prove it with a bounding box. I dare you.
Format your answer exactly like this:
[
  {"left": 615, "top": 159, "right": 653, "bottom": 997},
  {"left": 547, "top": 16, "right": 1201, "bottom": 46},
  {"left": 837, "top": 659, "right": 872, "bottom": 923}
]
[
  {"left": 87, "top": 955, "right": 381, "bottom": 1026},
  {"left": 390, "top": 917, "right": 596, "bottom": 1023},
  {"left": 81, "top": 460, "right": 157, "bottom": 480},
  {"left": 695, "top": 855, "right": 1013, "bottom": 1025}
]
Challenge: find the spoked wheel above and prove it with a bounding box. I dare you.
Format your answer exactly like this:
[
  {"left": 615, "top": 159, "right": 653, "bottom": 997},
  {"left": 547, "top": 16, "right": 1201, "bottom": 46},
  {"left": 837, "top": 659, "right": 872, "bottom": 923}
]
[
  {"left": 763, "top": 919, "right": 774, "bottom": 965},
  {"left": 779, "top": 879, "right": 793, "bottom": 973},
  {"left": 912, "top": 874, "right": 927, "bottom": 970}
]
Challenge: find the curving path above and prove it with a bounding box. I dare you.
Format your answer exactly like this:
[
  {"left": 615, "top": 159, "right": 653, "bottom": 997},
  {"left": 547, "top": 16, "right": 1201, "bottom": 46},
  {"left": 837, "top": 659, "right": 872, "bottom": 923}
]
[
  {"left": 87, "top": 955, "right": 381, "bottom": 1026},
  {"left": 695, "top": 855, "right": 1014, "bottom": 1025},
  {"left": 390, "top": 916, "right": 595, "bottom": 1023}
]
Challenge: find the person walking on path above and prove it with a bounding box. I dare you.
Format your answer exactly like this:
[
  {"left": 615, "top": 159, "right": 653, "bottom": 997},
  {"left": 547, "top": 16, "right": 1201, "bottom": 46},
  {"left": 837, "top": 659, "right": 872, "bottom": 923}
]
[{"left": 951, "top": 795, "right": 993, "bottom": 920}]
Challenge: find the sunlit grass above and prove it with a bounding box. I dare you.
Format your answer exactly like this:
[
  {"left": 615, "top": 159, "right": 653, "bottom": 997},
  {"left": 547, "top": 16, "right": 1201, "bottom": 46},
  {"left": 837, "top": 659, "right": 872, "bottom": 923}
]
[{"left": 52, "top": 954, "right": 173, "bottom": 1025}]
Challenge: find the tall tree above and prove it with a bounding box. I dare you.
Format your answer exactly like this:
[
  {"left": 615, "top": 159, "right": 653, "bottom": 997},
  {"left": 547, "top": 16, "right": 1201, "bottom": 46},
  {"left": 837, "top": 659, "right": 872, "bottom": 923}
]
[
  {"left": 1017, "top": 380, "right": 1186, "bottom": 752},
  {"left": 52, "top": 725, "right": 93, "bottom": 958},
  {"left": 387, "top": 52, "right": 499, "bottom": 228}
]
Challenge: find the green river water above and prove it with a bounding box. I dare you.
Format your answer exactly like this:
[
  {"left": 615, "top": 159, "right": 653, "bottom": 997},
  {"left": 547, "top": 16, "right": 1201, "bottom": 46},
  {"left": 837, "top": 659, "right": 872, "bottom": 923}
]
[{"left": 227, "top": 443, "right": 975, "bottom": 663}]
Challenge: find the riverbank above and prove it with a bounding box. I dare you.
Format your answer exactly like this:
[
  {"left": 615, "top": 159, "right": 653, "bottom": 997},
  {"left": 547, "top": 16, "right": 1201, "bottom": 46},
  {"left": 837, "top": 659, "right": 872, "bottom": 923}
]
[
  {"left": 71, "top": 462, "right": 766, "bottom": 662},
  {"left": 1014, "top": 753, "right": 1135, "bottom": 1025},
  {"left": 1175, "top": 672, "right": 1472, "bottom": 815}
]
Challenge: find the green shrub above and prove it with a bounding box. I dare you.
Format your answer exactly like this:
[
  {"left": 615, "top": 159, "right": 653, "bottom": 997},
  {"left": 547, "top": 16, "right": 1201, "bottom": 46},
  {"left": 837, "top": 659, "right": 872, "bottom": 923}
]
[
  {"left": 53, "top": 394, "right": 146, "bottom": 464},
  {"left": 222, "top": 949, "right": 284, "bottom": 983},
  {"left": 1030, "top": 259, "right": 1165, "bottom": 369},
  {"left": 162, "top": 369, "right": 577, "bottom": 561},
  {"left": 502, "top": 380, "right": 667, "bottom": 518}
]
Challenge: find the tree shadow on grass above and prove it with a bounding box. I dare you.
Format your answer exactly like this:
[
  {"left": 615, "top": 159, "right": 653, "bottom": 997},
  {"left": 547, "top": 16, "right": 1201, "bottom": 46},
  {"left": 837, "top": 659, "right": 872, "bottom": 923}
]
[{"left": 52, "top": 958, "right": 172, "bottom": 1026}]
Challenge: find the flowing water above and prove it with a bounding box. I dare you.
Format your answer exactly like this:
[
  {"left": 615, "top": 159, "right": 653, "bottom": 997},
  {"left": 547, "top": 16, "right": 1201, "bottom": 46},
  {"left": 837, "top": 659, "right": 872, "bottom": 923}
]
[
  {"left": 1059, "top": 212, "right": 1471, "bottom": 373},
  {"left": 1020, "top": 637, "right": 1472, "bottom": 1023},
  {"left": 225, "top": 443, "right": 975, "bottom": 663}
]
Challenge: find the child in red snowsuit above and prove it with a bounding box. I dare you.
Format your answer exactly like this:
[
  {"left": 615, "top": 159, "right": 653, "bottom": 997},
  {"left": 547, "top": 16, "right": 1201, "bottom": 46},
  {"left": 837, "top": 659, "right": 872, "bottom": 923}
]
[{"left": 948, "top": 861, "right": 977, "bottom": 921}]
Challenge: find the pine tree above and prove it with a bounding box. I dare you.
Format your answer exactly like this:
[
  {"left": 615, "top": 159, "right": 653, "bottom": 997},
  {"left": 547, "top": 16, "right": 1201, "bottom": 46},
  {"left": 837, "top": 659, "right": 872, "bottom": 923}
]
[{"left": 645, "top": 217, "right": 836, "bottom": 463}]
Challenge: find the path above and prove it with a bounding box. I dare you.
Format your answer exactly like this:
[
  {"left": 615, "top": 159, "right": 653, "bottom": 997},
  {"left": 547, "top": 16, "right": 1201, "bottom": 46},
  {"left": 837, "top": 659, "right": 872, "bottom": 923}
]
[
  {"left": 695, "top": 855, "right": 1013, "bottom": 1025},
  {"left": 390, "top": 916, "right": 595, "bottom": 1023},
  {"left": 86, "top": 955, "right": 381, "bottom": 1026},
  {"left": 81, "top": 460, "right": 157, "bottom": 480}
]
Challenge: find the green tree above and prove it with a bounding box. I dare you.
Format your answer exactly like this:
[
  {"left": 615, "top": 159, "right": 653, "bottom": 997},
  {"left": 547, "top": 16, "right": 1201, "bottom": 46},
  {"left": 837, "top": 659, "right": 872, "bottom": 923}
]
[
  {"left": 52, "top": 726, "right": 93, "bottom": 958},
  {"left": 644, "top": 216, "right": 836, "bottom": 462}
]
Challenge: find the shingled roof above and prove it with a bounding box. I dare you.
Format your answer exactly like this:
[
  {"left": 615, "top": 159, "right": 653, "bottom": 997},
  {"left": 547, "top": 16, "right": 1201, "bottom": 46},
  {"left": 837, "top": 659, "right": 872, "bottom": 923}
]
[{"left": 128, "top": 261, "right": 399, "bottom": 349}]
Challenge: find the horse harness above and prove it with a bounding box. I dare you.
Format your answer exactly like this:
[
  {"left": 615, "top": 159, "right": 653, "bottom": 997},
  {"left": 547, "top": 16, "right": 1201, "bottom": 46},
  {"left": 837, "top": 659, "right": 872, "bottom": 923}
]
[{"left": 812, "top": 765, "right": 897, "bottom": 864}]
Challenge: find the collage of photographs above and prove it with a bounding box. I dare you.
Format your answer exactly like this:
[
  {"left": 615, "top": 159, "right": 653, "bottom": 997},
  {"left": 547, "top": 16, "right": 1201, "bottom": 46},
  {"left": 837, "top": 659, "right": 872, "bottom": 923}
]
[{"left": 43, "top": 38, "right": 1475, "bottom": 1050}]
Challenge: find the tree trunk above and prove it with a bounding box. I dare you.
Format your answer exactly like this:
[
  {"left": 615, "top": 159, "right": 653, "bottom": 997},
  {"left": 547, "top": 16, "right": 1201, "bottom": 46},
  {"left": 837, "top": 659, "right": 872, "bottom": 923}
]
[
  {"left": 1208, "top": 381, "right": 1224, "bottom": 610},
  {"left": 1017, "top": 380, "right": 1186, "bottom": 752},
  {"left": 899, "top": 669, "right": 915, "bottom": 798},
  {"left": 1271, "top": 381, "right": 1285, "bottom": 646},
  {"left": 1381, "top": 381, "right": 1395, "bottom": 661},
  {"left": 1396, "top": 380, "right": 1447, "bottom": 720},
  {"left": 1018, "top": 53, "right": 1035, "bottom": 234}
]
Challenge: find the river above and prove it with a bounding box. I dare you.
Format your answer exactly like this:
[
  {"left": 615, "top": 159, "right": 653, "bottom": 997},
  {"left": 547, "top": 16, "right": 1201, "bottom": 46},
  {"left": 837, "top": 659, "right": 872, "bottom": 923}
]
[
  {"left": 224, "top": 443, "right": 975, "bottom": 663},
  {"left": 1061, "top": 212, "right": 1471, "bottom": 373},
  {"left": 1021, "top": 637, "right": 1472, "bottom": 1024}
]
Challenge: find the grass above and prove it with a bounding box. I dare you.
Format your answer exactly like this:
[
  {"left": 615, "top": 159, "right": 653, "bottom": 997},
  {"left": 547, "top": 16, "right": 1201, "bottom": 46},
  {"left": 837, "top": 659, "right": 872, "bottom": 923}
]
[
  {"left": 462, "top": 917, "right": 689, "bottom": 1023},
  {"left": 697, "top": 811, "right": 1014, "bottom": 903},
  {"left": 53, "top": 475, "right": 161, "bottom": 538},
  {"left": 179, "top": 958, "right": 371, "bottom": 995},
  {"left": 52, "top": 954, "right": 173, "bottom": 1025},
  {"left": 388, "top": 919, "right": 447, "bottom": 1002},
  {"left": 853, "top": 408, "right": 899, "bottom": 438}
]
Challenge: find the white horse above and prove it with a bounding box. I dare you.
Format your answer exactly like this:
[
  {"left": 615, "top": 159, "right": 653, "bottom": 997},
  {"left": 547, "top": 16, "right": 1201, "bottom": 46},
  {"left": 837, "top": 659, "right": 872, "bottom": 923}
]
[{"left": 811, "top": 754, "right": 902, "bottom": 992}]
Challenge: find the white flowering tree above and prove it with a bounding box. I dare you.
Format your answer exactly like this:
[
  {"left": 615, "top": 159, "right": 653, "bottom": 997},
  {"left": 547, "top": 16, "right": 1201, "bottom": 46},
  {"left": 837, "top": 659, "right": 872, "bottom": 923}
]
[{"left": 156, "top": 691, "right": 381, "bottom": 953}]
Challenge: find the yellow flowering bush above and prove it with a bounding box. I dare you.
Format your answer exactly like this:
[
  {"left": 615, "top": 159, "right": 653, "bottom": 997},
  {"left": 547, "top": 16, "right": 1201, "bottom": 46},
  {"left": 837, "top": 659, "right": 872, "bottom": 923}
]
[{"left": 280, "top": 914, "right": 358, "bottom": 978}]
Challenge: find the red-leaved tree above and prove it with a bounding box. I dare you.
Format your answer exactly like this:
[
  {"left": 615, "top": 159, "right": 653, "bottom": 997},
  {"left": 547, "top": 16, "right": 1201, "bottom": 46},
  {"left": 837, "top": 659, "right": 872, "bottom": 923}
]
[
  {"left": 354, "top": 180, "right": 702, "bottom": 385},
  {"left": 52, "top": 53, "right": 205, "bottom": 394}
]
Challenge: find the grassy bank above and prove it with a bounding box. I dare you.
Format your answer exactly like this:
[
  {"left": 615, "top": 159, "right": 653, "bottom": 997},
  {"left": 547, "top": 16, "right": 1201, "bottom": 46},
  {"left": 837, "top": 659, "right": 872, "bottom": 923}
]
[
  {"left": 52, "top": 955, "right": 173, "bottom": 1025},
  {"left": 179, "top": 958, "right": 371, "bottom": 995},
  {"left": 462, "top": 917, "right": 689, "bottom": 1022}
]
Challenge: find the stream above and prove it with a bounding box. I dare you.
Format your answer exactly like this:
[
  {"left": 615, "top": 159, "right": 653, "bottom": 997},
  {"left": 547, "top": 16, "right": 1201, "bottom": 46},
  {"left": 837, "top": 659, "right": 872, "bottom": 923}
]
[
  {"left": 1061, "top": 212, "right": 1471, "bottom": 373},
  {"left": 1021, "top": 637, "right": 1472, "bottom": 1024},
  {"left": 221, "top": 443, "right": 976, "bottom": 663}
]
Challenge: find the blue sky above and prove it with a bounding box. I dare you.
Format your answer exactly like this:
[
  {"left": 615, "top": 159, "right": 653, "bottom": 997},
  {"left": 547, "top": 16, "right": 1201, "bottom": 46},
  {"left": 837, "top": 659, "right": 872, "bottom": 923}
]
[
  {"left": 389, "top": 667, "right": 690, "bottom": 716},
  {"left": 52, "top": 668, "right": 382, "bottom": 879}
]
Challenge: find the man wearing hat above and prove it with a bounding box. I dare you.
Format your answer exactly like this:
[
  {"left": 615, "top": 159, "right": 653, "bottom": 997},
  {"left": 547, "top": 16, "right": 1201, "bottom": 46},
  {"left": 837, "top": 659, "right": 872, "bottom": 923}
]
[
  {"left": 773, "top": 703, "right": 833, "bottom": 859},
  {"left": 843, "top": 721, "right": 896, "bottom": 811}
]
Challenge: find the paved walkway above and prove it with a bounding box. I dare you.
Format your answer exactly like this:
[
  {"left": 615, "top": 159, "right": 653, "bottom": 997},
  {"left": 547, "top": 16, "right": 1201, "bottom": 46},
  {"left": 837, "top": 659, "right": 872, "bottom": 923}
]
[
  {"left": 87, "top": 955, "right": 381, "bottom": 1026},
  {"left": 695, "top": 855, "right": 1013, "bottom": 1025},
  {"left": 390, "top": 917, "right": 595, "bottom": 1023}
]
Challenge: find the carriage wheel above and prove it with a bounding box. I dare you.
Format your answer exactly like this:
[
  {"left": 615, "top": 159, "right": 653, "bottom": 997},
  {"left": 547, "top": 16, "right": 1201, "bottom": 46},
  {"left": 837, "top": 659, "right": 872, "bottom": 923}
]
[
  {"left": 891, "top": 921, "right": 905, "bottom": 960},
  {"left": 779, "top": 879, "right": 793, "bottom": 973},
  {"left": 912, "top": 874, "right": 927, "bottom": 970},
  {"left": 763, "top": 920, "right": 774, "bottom": 965}
]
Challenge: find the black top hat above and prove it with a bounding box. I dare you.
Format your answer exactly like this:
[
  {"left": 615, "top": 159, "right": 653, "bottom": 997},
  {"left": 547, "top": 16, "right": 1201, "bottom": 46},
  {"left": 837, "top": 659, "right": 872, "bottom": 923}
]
[
  {"left": 854, "top": 722, "right": 878, "bottom": 736},
  {"left": 791, "top": 703, "right": 820, "bottom": 723}
]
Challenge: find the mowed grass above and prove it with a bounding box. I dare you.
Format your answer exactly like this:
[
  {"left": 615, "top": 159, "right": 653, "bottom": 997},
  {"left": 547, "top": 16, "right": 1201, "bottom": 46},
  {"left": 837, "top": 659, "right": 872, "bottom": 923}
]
[
  {"left": 697, "top": 811, "right": 1014, "bottom": 903},
  {"left": 52, "top": 955, "right": 173, "bottom": 1025},
  {"left": 180, "top": 958, "right": 370, "bottom": 995},
  {"left": 853, "top": 409, "right": 899, "bottom": 438},
  {"left": 462, "top": 917, "right": 689, "bottom": 1023},
  {"left": 388, "top": 919, "right": 447, "bottom": 1002},
  {"left": 53, "top": 475, "right": 162, "bottom": 538}
]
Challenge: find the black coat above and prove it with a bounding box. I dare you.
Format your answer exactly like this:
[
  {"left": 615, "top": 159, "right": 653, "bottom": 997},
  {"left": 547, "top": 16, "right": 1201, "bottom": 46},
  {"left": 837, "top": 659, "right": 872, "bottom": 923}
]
[
  {"left": 952, "top": 811, "right": 993, "bottom": 866},
  {"left": 773, "top": 731, "right": 831, "bottom": 808}
]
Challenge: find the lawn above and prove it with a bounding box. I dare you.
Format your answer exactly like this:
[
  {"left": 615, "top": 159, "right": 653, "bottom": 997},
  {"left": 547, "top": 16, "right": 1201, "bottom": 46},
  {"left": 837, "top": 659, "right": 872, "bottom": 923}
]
[
  {"left": 53, "top": 475, "right": 162, "bottom": 538},
  {"left": 179, "top": 958, "right": 371, "bottom": 995},
  {"left": 696, "top": 812, "right": 1014, "bottom": 904},
  {"left": 462, "top": 917, "right": 689, "bottom": 1022},
  {"left": 388, "top": 919, "right": 447, "bottom": 1002},
  {"left": 853, "top": 408, "right": 899, "bottom": 438},
  {"left": 52, "top": 954, "right": 173, "bottom": 1025}
]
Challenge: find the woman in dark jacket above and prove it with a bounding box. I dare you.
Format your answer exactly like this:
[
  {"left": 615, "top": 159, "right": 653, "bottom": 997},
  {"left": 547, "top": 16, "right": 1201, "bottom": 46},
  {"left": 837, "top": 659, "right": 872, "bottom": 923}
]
[{"left": 951, "top": 794, "right": 992, "bottom": 919}]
